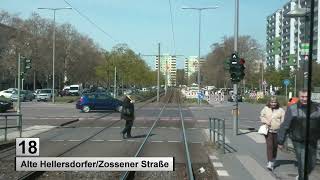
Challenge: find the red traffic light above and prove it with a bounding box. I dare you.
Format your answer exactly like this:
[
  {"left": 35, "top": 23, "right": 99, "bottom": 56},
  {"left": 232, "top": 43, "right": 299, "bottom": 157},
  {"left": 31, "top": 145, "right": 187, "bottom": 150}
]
[{"left": 239, "top": 58, "right": 245, "bottom": 64}]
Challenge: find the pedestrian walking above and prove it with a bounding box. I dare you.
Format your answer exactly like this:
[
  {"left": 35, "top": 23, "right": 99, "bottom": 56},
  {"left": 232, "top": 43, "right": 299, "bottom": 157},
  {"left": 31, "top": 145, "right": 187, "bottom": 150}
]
[
  {"left": 121, "top": 95, "right": 135, "bottom": 139},
  {"left": 278, "top": 89, "right": 320, "bottom": 180},
  {"left": 260, "top": 96, "right": 285, "bottom": 171}
]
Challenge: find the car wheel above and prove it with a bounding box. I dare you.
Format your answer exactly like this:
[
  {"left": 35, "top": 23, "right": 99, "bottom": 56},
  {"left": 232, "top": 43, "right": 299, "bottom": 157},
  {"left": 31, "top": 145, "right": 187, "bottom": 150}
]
[
  {"left": 82, "top": 106, "right": 90, "bottom": 113},
  {"left": 115, "top": 105, "right": 123, "bottom": 112}
]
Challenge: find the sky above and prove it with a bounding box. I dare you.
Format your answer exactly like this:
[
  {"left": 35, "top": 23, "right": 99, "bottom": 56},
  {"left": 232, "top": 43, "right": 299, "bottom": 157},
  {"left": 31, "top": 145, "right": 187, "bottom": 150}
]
[{"left": 0, "top": 0, "right": 289, "bottom": 69}]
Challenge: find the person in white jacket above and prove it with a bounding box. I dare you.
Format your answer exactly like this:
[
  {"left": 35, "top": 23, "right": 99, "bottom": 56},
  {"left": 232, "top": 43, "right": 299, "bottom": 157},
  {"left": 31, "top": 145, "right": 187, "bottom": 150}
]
[{"left": 260, "top": 96, "right": 285, "bottom": 171}]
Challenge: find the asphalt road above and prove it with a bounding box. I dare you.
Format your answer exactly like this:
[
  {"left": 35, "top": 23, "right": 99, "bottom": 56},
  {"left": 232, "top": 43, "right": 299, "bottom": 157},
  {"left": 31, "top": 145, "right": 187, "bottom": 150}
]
[{"left": 1, "top": 101, "right": 217, "bottom": 179}]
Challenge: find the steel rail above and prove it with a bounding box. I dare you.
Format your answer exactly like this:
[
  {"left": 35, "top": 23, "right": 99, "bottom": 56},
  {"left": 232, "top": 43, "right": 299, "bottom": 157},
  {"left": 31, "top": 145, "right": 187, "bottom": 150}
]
[
  {"left": 17, "top": 95, "right": 159, "bottom": 180},
  {"left": 178, "top": 91, "right": 194, "bottom": 180},
  {"left": 120, "top": 89, "right": 174, "bottom": 180}
]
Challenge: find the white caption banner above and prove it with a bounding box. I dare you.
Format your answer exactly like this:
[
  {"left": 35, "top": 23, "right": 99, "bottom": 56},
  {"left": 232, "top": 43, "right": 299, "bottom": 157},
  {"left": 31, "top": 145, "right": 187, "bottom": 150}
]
[{"left": 16, "top": 157, "right": 174, "bottom": 171}]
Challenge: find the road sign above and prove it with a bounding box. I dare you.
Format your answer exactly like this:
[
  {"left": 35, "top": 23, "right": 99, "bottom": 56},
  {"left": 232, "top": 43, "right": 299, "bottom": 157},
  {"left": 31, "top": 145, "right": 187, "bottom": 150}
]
[
  {"left": 197, "top": 92, "right": 204, "bottom": 99},
  {"left": 283, "top": 79, "right": 290, "bottom": 86}
]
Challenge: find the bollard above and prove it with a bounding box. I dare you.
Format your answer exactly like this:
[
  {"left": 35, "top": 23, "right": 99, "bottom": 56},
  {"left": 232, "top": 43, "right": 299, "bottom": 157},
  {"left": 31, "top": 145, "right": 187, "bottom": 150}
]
[
  {"left": 209, "top": 117, "right": 212, "bottom": 142},
  {"left": 5, "top": 116, "right": 8, "bottom": 141},
  {"left": 213, "top": 118, "right": 216, "bottom": 144},
  {"left": 222, "top": 119, "right": 226, "bottom": 154},
  {"left": 19, "top": 114, "right": 22, "bottom": 137}
]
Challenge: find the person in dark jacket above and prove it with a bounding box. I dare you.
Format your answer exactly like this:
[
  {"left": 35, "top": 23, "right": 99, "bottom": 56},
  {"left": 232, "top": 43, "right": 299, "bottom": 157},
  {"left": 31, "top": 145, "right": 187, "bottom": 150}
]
[
  {"left": 277, "top": 89, "right": 320, "bottom": 180},
  {"left": 121, "top": 95, "right": 135, "bottom": 139}
]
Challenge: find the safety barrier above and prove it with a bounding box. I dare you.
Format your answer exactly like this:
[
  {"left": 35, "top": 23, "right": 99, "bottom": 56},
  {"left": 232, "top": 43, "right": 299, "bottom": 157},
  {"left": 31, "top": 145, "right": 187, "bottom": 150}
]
[
  {"left": 0, "top": 113, "right": 22, "bottom": 141},
  {"left": 209, "top": 117, "right": 226, "bottom": 154}
]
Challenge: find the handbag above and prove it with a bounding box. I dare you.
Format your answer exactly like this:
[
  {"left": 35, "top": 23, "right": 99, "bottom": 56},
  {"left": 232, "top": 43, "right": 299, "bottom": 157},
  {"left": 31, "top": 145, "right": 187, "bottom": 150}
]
[{"left": 258, "top": 124, "right": 269, "bottom": 135}]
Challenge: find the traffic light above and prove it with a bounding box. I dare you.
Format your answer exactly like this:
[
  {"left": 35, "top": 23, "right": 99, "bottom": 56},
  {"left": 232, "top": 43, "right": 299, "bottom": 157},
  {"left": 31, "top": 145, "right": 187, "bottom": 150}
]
[
  {"left": 228, "top": 53, "right": 245, "bottom": 83},
  {"left": 239, "top": 58, "right": 245, "bottom": 80},
  {"left": 21, "top": 56, "right": 32, "bottom": 74}
]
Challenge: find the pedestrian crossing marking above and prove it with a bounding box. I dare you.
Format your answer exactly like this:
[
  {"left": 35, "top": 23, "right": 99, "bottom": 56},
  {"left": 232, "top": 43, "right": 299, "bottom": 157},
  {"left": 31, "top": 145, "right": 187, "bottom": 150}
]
[{"left": 216, "top": 170, "right": 229, "bottom": 176}]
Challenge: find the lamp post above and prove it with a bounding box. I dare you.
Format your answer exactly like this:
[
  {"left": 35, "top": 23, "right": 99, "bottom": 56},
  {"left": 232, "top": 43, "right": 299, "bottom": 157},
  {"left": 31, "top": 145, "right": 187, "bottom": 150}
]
[
  {"left": 182, "top": 6, "right": 219, "bottom": 104},
  {"left": 285, "top": 2, "right": 314, "bottom": 179},
  {"left": 38, "top": 7, "right": 72, "bottom": 103}
]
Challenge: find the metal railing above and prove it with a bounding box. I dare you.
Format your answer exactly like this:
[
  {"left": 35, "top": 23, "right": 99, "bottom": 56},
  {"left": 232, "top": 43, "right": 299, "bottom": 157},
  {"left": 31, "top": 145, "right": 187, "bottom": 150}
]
[
  {"left": 209, "top": 117, "right": 226, "bottom": 154},
  {"left": 0, "top": 113, "right": 22, "bottom": 141}
]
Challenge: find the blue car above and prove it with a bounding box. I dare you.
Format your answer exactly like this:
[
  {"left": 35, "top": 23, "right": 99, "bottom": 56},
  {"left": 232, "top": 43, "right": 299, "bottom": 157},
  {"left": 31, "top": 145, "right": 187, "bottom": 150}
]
[{"left": 76, "top": 93, "right": 123, "bottom": 113}]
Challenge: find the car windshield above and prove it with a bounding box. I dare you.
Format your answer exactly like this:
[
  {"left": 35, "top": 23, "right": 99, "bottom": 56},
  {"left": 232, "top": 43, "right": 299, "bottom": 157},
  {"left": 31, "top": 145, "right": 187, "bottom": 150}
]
[
  {"left": 39, "top": 90, "right": 51, "bottom": 94},
  {"left": 70, "top": 87, "right": 78, "bottom": 90}
]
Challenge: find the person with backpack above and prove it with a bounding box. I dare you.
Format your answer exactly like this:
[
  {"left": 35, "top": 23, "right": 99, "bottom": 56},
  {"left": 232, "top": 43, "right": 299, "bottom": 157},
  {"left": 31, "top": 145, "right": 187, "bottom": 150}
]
[{"left": 121, "top": 95, "right": 135, "bottom": 139}]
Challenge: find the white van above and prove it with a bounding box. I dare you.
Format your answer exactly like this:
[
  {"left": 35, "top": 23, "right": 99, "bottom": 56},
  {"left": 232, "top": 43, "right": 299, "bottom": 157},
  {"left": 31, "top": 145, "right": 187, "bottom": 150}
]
[{"left": 69, "top": 84, "right": 82, "bottom": 96}]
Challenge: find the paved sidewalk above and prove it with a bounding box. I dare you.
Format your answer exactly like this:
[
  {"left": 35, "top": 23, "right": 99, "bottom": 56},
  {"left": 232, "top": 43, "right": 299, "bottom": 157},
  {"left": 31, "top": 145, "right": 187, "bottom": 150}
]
[
  {"left": 206, "top": 128, "right": 320, "bottom": 180},
  {"left": 189, "top": 102, "right": 320, "bottom": 180}
]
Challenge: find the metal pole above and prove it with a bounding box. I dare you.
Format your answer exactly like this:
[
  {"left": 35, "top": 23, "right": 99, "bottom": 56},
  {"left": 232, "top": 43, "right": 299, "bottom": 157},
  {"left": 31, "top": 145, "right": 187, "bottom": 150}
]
[
  {"left": 157, "top": 43, "right": 160, "bottom": 102},
  {"left": 286, "top": 85, "right": 288, "bottom": 101},
  {"left": 17, "top": 54, "right": 21, "bottom": 125},
  {"left": 114, "top": 66, "right": 117, "bottom": 98},
  {"left": 198, "top": 10, "right": 201, "bottom": 105},
  {"left": 304, "top": 0, "right": 315, "bottom": 179},
  {"left": 233, "top": 0, "right": 239, "bottom": 136},
  {"left": 21, "top": 79, "right": 24, "bottom": 90},
  {"left": 52, "top": 10, "right": 56, "bottom": 103},
  {"left": 33, "top": 71, "right": 36, "bottom": 91},
  {"left": 209, "top": 117, "right": 212, "bottom": 141}
]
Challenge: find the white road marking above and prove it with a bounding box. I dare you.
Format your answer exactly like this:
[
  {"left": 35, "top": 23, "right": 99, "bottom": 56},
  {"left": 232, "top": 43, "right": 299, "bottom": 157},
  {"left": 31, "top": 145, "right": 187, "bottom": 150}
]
[
  {"left": 209, "top": 155, "right": 218, "bottom": 160},
  {"left": 168, "top": 141, "right": 180, "bottom": 143},
  {"left": 51, "top": 140, "right": 64, "bottom": 142},
  {"left": 91, "top": 140, "right": 104, "bottom": 142},
  {"left": 68, "top": 140, "right": 81, "bottom": 142},
  {"left": 126, "top": 139, "right": 136, "bottom": 142},
  {"left": 216, "top": 170, "right": 229, "bottom": 176},
  {"left": 151, "top": 140, "right": 163, "bottom": 143},
  {"left": 237, "top": 155, "right": 276, "bottom": 180},
  {"left": 197, "top": 120, "right": 208, "bottom": 122},
  {"left": 212, "top": 162, "right": 224, "bottom": 167},
  {"left": 108, "top": 140, "right": 122, "bottom": 142},
  {"left": 111, "top": 127, "right": 121, "bottom": 129}
]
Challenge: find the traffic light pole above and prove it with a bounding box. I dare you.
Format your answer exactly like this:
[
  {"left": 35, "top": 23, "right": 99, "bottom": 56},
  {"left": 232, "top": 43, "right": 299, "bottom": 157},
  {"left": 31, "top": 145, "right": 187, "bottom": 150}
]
[
  {"left": 17, "top": 54, "right": 21, "bottom": 126},
  {"left": 233, "top": 0, "right": 239, "bottom": 136}
]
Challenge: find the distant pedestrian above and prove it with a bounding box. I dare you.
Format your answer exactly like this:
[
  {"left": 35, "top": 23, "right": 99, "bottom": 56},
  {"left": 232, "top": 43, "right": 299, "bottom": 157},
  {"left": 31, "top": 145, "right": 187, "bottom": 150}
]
[
  {"left": 260, "top": 96, "right": 285, "bottom": 171},
  {"left": 121, "top": 95, "right": 135, "bottom": 139},
  {"left": 278, "top": 89, "right": 320, "bottom": 180}
]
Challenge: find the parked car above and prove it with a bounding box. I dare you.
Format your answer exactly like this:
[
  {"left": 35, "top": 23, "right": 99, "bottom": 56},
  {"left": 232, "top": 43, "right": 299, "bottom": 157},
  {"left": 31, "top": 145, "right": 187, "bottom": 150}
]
[
  {"left": 0, "top": 89, "right": 16, "bottom": 99},
  {"left": 23, "top": 90, "right": 34, "bottom": 101},
  {"left": 0, "top": 98, "right": 13, "bottom": 113},
  {"left": 36, "top": 89, "right": 54, "bottom": 102},
  {"left": 76, "top": 93, "right": 123, "bottom": 113},
  {"left": 33, "top": 89, "right": 41, "bottom": 97},
  {"left": 11, "top": 91, "right": 25, "bottom": 102}
]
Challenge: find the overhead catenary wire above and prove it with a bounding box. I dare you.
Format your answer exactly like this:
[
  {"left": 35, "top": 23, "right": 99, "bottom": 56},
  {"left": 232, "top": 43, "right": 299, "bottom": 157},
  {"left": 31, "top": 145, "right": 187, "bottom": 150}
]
[
  {"left": 168, "top": 0, "right": 176, "bottom": 55},
  {"left": 63, "top": 0, "right": 118, "bottom": 43}
]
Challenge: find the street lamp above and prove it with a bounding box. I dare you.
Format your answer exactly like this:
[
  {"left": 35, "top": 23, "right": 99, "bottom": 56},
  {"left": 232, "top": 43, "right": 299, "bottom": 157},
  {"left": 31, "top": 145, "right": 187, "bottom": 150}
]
[
  {"left": 284, "top": 3, "right": 310, "bottom": 90},
  {"left": 285, "top": 1, "right": 315, "bottom": 179},
  {"left": 38, "top": 7, "right": 72, "bottom": 103},
  {"left": 182, "top": 6, "right": 219, "bottom": 104}
]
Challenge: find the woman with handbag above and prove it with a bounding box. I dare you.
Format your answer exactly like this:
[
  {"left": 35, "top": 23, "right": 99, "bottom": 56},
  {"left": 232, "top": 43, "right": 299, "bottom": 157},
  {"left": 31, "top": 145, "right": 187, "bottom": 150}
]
[
  {"left": 121, "top": 95, "right": 135, "bottom": 139},
  {"left": 259, "top": 96, "right": 285, "bottom": 171}
]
